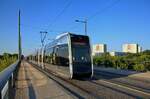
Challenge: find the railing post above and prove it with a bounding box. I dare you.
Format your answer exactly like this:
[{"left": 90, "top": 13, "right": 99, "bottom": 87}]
[{"left": 1, "top": 81, "right": 9, "bottom": 99}]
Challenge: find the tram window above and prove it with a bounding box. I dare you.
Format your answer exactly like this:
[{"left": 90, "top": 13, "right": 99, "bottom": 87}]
[
  {"left": 56, "top": 45, "right": 69, "bottom": 66},
  {"left": 72, "top": 46, "right": 91, "bottom": 63}
]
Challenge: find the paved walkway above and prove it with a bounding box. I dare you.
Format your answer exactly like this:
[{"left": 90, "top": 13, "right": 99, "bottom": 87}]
[{"left": 14, "top": 61, "right": 73, "bottom": 99}]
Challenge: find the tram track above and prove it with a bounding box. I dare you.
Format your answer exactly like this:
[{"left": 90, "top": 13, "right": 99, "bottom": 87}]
[
  {"left": 28, "top": 61, "right": 96, "bottom": 99},
  {"left": 94, "top": 70, "right": 150, "bottom": 92},
  {"left": 44, "top": 69, "right": 145, "bottom": 99},
  {"left": 94, "top": 70, "right": 150, "bottom": 97},
  {"left": 41, "top": 67, "right": 138, "bottom": 98},
  {"left": 94, "top": 69, "right": 150, "bottom": 83},
  {"left": 28, "top": 61, "right": 150, "bottom": 98}
]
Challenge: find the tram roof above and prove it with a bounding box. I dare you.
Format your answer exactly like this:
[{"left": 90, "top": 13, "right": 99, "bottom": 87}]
[
  {"left": 55, "top": 32, "right": 86, "bottom": 40},
  {"left": 45, "top": 32, "right": 88, "bottom": 49},
  {"left": 55, "top": 32, "right": 69, "bottom": 40}
]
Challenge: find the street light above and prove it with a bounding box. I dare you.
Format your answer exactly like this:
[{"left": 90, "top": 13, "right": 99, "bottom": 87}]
[{"left": 75, "top": 19, "right": 87, "bottom": 35}]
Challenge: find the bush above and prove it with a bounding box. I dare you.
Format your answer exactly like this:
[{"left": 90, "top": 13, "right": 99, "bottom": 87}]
[
  {"left": 0, "top": 53, "right": 17, "bottom": 72},
  {"left": 143, "top": 61, "right": 150, "bottom": 71},
  {"left": 93, "top": 57, "right": 103, "bottom": 66},
  {"left": 93, "top": 50, "right": 150, "bottom": 71},
  {"left": 133, "top": 64, "right": 145, "bottom": 72},
  {"left": 103, "top": 59, "right": 113, "bottom": 67}
]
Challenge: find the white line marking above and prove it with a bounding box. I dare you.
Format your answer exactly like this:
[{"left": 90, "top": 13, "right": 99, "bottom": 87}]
[{"left": 100, "top": 80, "right": 150, "bottom": 96}]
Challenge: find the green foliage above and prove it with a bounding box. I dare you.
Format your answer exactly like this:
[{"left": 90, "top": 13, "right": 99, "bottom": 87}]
[
  {"left": 133, "top": 64, "right": 145, "bottom": 72},
  {"left": 93, "top": 50, "right": 150, "bottom": 72},
  {"left": 93, "top": 56, "right": 103, "bottom": 66},
  {"left": 0, "top": 53, "right": 18, "bottom": 72},
  {"left": 142, "top": 50, "right": 150, "bottom": 55}
]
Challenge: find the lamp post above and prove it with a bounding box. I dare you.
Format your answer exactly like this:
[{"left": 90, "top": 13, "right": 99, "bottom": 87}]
[
  {"left": 75, "top": 19, "right": 87, "bottom": 35},
  {"left": 18, "top": 10, "right": 22, "bottom": 60}
]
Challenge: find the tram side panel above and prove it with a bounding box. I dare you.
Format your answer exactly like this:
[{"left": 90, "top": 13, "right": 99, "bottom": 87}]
[{"left": 43, "top": 37, "right": 71, "bottom": 78}]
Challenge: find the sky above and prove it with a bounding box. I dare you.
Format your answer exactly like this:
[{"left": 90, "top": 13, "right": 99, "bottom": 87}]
[{"left": 0, "top": 0, "right": 150, "bottom": 55}]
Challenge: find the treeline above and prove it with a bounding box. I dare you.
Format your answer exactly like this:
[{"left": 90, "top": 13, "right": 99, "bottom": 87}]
[
  {"left": 0, "top": 53, "right": 18, "bottom": 72},
  {"left": 93, "top": 50, "right": 150, "bottom": 72}
]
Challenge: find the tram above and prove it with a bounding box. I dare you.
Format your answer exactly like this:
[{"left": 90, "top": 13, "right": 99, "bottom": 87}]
[{"left": 28, "top": 32, "right": 93, "bottom": 78}]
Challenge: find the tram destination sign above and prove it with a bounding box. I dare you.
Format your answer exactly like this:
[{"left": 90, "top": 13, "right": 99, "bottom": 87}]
[{"left": 71, "top": 35, "right": 89, "bottom": 46}]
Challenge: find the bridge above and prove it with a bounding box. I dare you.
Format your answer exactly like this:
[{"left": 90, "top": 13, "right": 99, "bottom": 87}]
[
  {"left": 0, "top": 10, "right": 150, "bottom": 99},
  {"left": 0, "top": 59, "right": 150, "bottom": 99}
]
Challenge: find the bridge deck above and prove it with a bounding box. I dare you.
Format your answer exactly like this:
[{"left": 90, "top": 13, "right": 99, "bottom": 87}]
[{"left": 14, "top": 61, "right": 73, "bottom": 99}]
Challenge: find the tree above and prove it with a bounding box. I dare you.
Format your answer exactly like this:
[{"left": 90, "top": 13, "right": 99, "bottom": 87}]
[{"left": 0, "top": 53, "right": 17, "bottom": 72}]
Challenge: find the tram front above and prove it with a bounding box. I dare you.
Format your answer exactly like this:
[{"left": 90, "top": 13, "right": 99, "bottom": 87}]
[{"left": 70, "top": 34, "right": 93, "bottom": 77}]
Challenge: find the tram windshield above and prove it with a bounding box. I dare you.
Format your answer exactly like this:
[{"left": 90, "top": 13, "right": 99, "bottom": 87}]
[
  {"left": 72, "top": 45, "right": 91, "bottom": 63},
  {"left": 71, "top": 34, "right": 91, "bottom": 63}
]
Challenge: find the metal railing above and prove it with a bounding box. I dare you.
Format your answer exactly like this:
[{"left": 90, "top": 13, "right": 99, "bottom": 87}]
[{"left": 0, "top": 60, "right": 20, "bottom": 99}]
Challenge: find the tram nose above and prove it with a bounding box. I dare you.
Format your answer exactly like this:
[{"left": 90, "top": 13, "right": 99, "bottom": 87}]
[{"left": 73, "top": 63, "right": 92, "bottom": 72}]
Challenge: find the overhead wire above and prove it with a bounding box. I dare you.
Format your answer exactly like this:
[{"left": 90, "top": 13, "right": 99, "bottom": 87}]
[
  {"left": 21, "top": 0, "right": 72, "bottom": 34},
  {"left": 21, "top": 24, "right": 43, "bottom": 30},
  {"left": 21, "top": 23, "right": 67, "bottom": 34},
  {"left": 45, "top": 0, "right": 72, "bottom": 31},
  {"left": 88, "top": 0, "right": 121, "bottom": 20},
  {"left": 21, "top": 0, "right": 120, "bottom": 35},
  {"left": 68, "top": 0, "right": 120, "bottom": 31}
]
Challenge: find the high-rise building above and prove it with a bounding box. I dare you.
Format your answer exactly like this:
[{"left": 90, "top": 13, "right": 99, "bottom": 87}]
[
  {"left": 92, "top": 44, "right": 107, "bottom": 56},
  {"left": 122, "top": 44, "right": 141, "bottom": 53}
]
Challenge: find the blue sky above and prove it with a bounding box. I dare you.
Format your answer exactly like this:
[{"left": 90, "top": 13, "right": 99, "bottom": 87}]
[{"left": 0, "top": 0, "right": 150, "bottom": 55}]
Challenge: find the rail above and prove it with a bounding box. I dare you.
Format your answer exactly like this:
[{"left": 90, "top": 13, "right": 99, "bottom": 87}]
[{"left": 0, "top": 60, "right": 20, "bottom": 99}]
